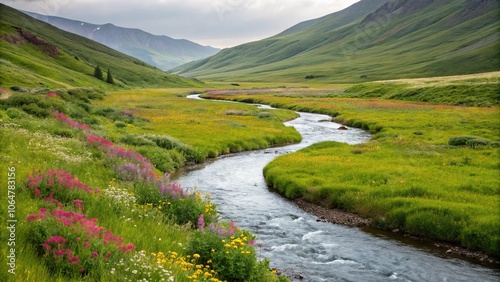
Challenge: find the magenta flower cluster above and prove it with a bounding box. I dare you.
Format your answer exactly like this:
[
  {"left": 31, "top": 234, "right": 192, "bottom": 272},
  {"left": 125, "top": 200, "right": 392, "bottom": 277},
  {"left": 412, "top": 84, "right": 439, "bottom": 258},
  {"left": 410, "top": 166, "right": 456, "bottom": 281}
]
[
  {"left": 85, "top": 134, "right": 158, "bottom": 183},
  {"left": 86, "top": 134, "right": 114, "bottom": 148},
  {"left": 46, "top": 91, "right": 60, "bottom": 98},
  {"left": 42, "top": 235, "right": 81, "bottom": 271},
  {"left": 55, "top": 115, "right": 187, "bottom": 200},
  {"left": 51, "top": 209, "right": 134, "bottom": 251},
  {"left": 27, "top": 207, "right": 135, "bottom": 275},
  {"left": 27, "top": 169, "right": 99, "bottom": 194},
  {"left": 55, "top": 112, "right": 92, "bottom": 131},
  {"left": 26, "top": 169, "right": 99, "bottom": 208}
]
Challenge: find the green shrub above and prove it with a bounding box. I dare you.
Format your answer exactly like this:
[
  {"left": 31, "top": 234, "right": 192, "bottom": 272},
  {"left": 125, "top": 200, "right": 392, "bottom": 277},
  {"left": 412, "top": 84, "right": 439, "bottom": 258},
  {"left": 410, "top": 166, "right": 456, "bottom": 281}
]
[
  {"left": 460, "top": 218, "right": 500, "bottom": 255},
  {"left": 258, "top": 112, "right": 273, "bottom": 119},
  {"left": 187, "top": 229, "right": 257, "bottom": 281},
  {"left": 21, "top": 103, "right": 51, "bottom": 117},
  {"left": 115, "top": 121, "right": 127, "bottom": 128},
  {"left": 65, "top": 87, "right": 105, "bottom": 102},
  {"left": 68, "top": 104, "right": 87, "bottom": 119},
  {"left": 120, "top": 134, "right": 156, "bottom": 147},
  {"left": 466, "top": 138, "right": 491, "bottom": 148},
  {"left": 448, "top": 136, "right": 491, "bottom": 148},
  {"left": 92, "top": 106, "right": 117, "bottom": 117},
  {"left": 144, "top": 135, "right": 205, "bottom": 163},
  {"left": 82, "top": 116, "right": 100, "bottom": 125},
  {"left": 490, "top": 141, "right": 500, "bottom": 148},
  {"left": 405, "top": 209, "right": 464, "bottom": 242},
  {"left": 448, "top": 136, "right": 479, "bottom": 146},
  {"left": 1, "top": 93, "right": 68, "bottom": 114},
  {"left": 6, "top": 107, "right": 26, "bottom": 118},
  {"left": 165, "top": 196, "right": 204, "bottom": 226},
  {"left": 137, "top": 146, "right": 185, "bottom": 172},
  {"left": 133, "top": 182, "right": 163, "bottom": 205},
  {"left": 49, "top": 128, "right": 75, "bottom": 138}
]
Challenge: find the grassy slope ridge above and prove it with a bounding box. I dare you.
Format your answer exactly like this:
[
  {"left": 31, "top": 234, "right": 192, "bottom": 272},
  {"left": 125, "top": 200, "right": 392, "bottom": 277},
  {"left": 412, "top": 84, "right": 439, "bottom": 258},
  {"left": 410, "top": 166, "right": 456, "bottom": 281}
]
[
  {"left": 201, "top": 73, "right": 500, "bottom": 257},
  {"left": 172, "top": 0, "right": 500, "bottom": 82},
  {"left": 0, "top": 4, "right": 201, "bottom": 89}
]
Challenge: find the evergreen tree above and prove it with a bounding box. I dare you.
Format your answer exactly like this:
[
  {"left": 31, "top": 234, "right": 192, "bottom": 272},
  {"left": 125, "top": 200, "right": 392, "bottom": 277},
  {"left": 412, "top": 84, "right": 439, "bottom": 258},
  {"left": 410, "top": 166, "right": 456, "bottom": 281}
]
[
  {"left": 106, "top": 68, "right": 114, "bottom": 84},
  {"left": 94, "top": 66, "right": 103, "bottom": 80}
]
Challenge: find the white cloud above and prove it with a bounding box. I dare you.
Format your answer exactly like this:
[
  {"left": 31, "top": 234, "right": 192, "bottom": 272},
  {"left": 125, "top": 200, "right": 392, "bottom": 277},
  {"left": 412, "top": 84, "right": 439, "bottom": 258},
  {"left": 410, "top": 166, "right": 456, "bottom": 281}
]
[{"left": 1, "top": 0, "right": 360, "bottom": 48}]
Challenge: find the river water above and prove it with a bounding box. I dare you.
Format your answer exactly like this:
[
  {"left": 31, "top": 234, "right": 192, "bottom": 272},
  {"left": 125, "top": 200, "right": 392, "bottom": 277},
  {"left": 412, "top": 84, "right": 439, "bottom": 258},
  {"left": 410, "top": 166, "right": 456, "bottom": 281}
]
[{"left": 174, "top": 97, "right": 499, "bottom": 281}]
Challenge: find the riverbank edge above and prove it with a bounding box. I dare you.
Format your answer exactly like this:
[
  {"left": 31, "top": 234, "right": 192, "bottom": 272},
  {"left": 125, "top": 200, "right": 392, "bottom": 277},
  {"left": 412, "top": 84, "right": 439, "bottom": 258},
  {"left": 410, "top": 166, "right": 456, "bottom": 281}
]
[
  {"left": 199, "top": 92, "right": 500, "bottom": 266},
  {"left": 292, "top": 197, "right": 499, "bottom": 266}
]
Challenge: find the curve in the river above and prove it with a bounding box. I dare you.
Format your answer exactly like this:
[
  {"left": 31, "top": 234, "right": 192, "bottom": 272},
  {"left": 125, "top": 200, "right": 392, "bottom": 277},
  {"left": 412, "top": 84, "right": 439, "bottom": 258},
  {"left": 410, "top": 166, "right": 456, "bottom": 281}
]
[{"left": 175, "top": 96, "right": 499, "bottom": 282}]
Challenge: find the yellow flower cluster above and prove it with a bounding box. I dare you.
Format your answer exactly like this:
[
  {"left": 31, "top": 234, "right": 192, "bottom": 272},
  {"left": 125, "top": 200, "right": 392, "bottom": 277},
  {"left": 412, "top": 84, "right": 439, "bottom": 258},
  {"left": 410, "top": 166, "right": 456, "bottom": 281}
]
[
  {"left": 153, "top": 251, "right": 223, "bottom": 282},
  {"left": 204, "top": 203, "right": 215, "bottom": 214},
  {"left": 223, "top": 233, "right": 252, "bottom": 255}
]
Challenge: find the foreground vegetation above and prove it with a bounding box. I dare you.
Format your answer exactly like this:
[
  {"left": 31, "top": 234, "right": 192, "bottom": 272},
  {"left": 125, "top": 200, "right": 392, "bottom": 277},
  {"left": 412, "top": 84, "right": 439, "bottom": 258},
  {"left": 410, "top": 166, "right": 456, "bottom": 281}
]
[
  {"left": 0, "top": 87, "right": 292, "bottom": 281},
  {"left": 202, "top": 75, "right": 500, "bottom": 257}
]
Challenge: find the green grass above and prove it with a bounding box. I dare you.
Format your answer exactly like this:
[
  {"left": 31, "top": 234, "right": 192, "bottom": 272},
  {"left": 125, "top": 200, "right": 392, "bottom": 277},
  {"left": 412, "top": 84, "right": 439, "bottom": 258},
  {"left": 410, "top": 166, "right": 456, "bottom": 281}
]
[
  {"left": 342, "top": 73, "right": 500, "bottom": 107},
  {"left": 0, "top": 88, "right": 291, "bottom": 281},
  {"left": 96, "top": 88, "right": 301, "bottom": 159},
  {"left": 201, "top": 75, "right": 500, "bottom": 257}
]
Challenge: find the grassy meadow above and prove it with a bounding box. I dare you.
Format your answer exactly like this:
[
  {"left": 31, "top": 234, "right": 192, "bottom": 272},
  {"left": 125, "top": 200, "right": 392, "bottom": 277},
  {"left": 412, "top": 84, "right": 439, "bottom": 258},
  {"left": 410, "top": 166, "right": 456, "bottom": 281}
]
[
  {"left": 202, "top": 74, "right": 500, "bottom": 257},
  {"left": 0, "top": 87, "right": 293, "bottom": 281},
  {"left": 0, "top": 71, "right": 498, "bottom": 282},
  {"left": 96, "top": 88, "right": 301, "bottom": 159}
]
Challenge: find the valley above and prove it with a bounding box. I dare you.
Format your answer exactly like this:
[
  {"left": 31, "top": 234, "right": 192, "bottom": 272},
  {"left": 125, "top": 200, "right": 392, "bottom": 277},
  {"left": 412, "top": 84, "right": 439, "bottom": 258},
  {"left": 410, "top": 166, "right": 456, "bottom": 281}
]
[{"left": 0, "top": 0, "right": 499, "bottom": 281}]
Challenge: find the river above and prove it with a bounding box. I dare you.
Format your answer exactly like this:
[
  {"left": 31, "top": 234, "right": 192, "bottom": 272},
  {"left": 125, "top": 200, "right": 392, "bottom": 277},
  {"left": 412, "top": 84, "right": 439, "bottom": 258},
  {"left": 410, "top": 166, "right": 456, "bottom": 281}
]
[{"left": 174, "top": 96, "right": 499, "bottom": 281}]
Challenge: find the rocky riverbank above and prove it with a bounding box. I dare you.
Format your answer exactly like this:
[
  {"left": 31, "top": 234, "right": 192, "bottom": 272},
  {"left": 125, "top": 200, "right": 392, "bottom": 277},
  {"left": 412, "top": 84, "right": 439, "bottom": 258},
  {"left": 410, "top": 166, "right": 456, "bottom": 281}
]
[{"left": 293, "top": 198, "right": 499, "bottom": 265}]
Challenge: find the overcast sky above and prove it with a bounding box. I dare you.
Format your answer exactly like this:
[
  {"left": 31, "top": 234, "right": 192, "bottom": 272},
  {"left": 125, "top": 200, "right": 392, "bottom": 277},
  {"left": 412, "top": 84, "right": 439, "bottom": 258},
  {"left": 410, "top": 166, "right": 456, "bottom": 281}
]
[{"left": 1, "top": 0, "right": 360, "bottom": 48}]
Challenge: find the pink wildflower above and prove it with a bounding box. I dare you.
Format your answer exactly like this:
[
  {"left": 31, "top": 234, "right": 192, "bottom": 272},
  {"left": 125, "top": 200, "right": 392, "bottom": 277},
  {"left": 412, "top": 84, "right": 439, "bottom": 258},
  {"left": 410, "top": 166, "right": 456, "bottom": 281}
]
[
  {"left": 119, "top": 243, "right": 135, "bottom": 253},
  {"left": 104, "top": 251, "right": 112, "bottom": 259},
  {"left": 73, "top": 199, "right": 84, "bottom": 211},
  {"left": 46, "top": 92, "right": 60, "bottom": 98},
  {"left": 26, "top": 208, "right": 47, "bottom": 222},
  {"left": 86, "top": 135, "right": 114, "bottom": 148},
  {"left": 198, "top": 214, "right": 205, "bottom": 231},
  {"left": 43, "top": 235, "right": 67, "bottom": 251},
  {"left": 54, "top": 112, "right": 91, "bottom": 131}
]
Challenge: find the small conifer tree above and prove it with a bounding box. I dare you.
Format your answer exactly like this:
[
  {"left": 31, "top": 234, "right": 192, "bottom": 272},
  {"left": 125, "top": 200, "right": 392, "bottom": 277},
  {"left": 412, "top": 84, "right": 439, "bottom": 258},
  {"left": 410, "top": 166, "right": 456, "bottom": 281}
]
[
  {"left": 94, "top": 66, "right": 103, "bottom": 80},
  {"left": 106, "top": 68, "right": 114, "bottom": 84}
]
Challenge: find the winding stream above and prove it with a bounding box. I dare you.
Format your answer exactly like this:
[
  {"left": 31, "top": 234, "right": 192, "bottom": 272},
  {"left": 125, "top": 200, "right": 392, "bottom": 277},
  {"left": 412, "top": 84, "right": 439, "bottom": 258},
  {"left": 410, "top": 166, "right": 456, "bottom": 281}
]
[{"left": 174, "top": 96, "right": 499, "bottom": 281}]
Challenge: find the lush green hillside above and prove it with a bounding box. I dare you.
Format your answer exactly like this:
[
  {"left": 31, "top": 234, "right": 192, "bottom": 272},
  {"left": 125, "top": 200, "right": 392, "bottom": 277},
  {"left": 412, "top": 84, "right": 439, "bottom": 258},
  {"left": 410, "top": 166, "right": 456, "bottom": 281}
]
[
  {"left": 172, "top": 0, "right": 500, "bottom": 83},
  {"left": 0, "top": 4, "right": 202, "bottom": 90}
]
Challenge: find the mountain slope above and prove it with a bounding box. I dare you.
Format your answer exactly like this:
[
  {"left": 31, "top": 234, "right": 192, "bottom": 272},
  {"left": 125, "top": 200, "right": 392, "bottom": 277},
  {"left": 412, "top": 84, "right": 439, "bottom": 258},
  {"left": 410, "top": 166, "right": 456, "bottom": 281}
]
[
  {"left": 0, "top": 4, "right": 202, "bottom": 89},
  {"left": 172, "top": 0, "right": 500, "bottom": 82},
  {"left": 23, "top": 11, "right": 220, "bottom": 71}
]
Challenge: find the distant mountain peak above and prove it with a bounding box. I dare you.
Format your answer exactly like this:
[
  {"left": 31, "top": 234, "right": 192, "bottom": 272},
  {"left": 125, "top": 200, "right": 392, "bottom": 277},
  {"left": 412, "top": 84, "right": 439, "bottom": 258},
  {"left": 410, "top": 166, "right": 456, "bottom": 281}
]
[{"left": 22, "top": 11, "right": 220, "bottom": 71}]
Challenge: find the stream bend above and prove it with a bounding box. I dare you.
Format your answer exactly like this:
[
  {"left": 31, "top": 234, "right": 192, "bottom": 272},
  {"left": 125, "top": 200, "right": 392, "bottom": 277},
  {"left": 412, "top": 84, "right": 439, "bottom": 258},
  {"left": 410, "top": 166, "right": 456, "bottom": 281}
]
[{"left": 175, "top": 96, "right": 499, "bottom": 281}]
